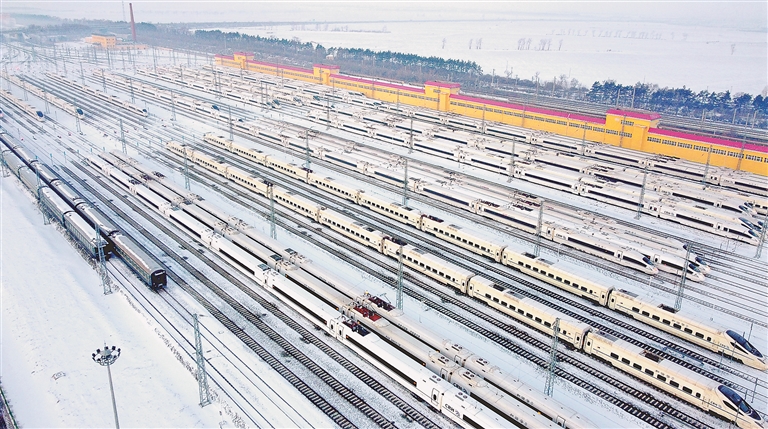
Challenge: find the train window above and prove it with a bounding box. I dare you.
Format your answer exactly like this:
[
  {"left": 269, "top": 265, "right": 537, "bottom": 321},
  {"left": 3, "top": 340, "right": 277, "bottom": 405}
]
[
  {"left": 695, "top": 393, "right": 701, "bottom": 398},
  {"left": 632, "top": 307, "right": 640, "bottom": 313},
  {"left": 492, "top": 297, "right": 499, "bottom": 303},
  {"left": 573, "top": 283, "right": 579, "bottom": 288},
  {"left": 652, "top": 315, "right": 660, "bottom": 321},
  {"left": 621, "top": 358, "right": 630, "bottom": 365},
  {"left": 695, "top": 332, "right": 704, "bottom": 339},
  {"left": 682, "top": 387, "right": 692, "bottom": 394},
  {"left": 656, "top": 375, "right": 666, "bottom": 382},
  {"left": 580, "top": 287, "right": 588, "bottom": 292},
  {"left": 535, "top": 317, "right": 542, "bottom": 323},
  {"left": 633, "top": 363, "right": 642, "bottom": 370},
  {"left": 501, "top": 301, "right": 507, "bottom": 307},
  {"left": 662, "top": 320, "right": 671, "bottom": 325},
  {"left": 670, "top": 381, "right": 679, "bottom": 388},
  {"left": 544, "top": 321, "right": 551, "bottom": 328},
  {"left": 673, "top": 323, "right": 681, "bottom": 329},
  {"left": 548, "top": 274, "right": 555, "bottom": 279},
  {"left": 533, "top": 267, "right": 539, "bottom": 273},
  {"left": 684, "top": 328, "right": 693, "bottom": 334},
  {"left": 526, "top": 313, "right": 533, "bottom": 319},
  {"left": 485, "top": 294, "right": 492, "bottom": 299},
  {"left": 556, "top": 276, "right": 562, "bottom": 281},
  {"left": 707, "top": 337, "right": 711, "bottom": 342},
  {"left": 644, "top": 369, "right": 654, "bottom": 376},
  {"left": 564, "top": 280, "right": 571, "bottom": 285},
  {"left": 610, "top": 353, "right": 619, "bottom": 360},
  {"left": 518, "top": 309, "right": 525, "bottom": 315},
  {"left": 525, "top": 264, "right": 531, "bottom": 269}
]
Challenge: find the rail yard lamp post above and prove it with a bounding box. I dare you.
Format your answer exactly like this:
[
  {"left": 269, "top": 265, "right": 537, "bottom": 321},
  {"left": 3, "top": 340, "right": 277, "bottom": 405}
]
[{"left": 92, "top": 344, "right": 122, "bottom": 429}]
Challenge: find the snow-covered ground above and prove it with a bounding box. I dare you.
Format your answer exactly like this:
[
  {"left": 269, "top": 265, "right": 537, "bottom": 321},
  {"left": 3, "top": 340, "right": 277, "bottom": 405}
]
[
  {"left": 223, "top": 18, "right": 766, "bottom": 94},
  {"left": 0, "top": 177, "right": 225, "bottom": 428}
]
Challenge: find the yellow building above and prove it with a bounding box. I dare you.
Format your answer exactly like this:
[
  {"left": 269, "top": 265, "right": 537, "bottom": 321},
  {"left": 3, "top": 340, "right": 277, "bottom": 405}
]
[
  {"left": 88, "top": 34, "right": 116, "bottom": 49},
  {"left": 215, "top": 53, "right": 768, "bottom": 176}
]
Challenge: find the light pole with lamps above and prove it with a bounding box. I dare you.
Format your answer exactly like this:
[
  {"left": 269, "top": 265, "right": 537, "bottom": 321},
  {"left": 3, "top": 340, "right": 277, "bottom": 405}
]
[{"left": 92, "top": 344, "right": 121, "bottom": 429}]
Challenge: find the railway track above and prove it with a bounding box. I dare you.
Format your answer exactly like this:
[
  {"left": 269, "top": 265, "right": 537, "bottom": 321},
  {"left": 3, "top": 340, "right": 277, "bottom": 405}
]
[
  {"left": 61, "top": 162, "right": 443, "bottom": 429},
  {"left": 174, "top": 155, "right": 715, "bottom": 429},
  {"left": 191, "top": 138, "right": 767, "bottom": 406},
  {"left": 7, "top": 69, "right": 752, "bottom": 428}
]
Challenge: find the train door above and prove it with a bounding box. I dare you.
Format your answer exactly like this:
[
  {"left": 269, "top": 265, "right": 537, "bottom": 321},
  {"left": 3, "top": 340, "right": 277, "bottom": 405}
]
[
  {"left": 616, "top": 251, "right": 623, "bottom": 263},
  {"left": 430, "top": 389, "right": 440, "bottom": 408},
  {"left": 556, "top": 416, "right": 566, "bottom": 427}
]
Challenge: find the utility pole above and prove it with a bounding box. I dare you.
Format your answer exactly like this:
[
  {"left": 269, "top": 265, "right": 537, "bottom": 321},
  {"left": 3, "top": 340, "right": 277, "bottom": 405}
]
[
  {"left": 0, "top": 149, "right": 9, "bottom": 178},
  {"left": 193, "top": 314, "right": 212, "bottom": 407},
  {"left": 170, "top": 89, "right": 177, "bottom": 121},
  {"left": 183, "top": 146, "right": 191, "bottom": 190},
  {"left": 702, "top": 145, "right": 713, "bottom": 184},
  {"left": 228, "top": 105, "right": 233, "bottom": 140},
  {"left": 128, "top": 77, "right": 135, "bottom": 103},
  {"left": 268, "top": 183, "right": 276, "bottom": 239},
  {"left": 101, "top": 69, "right": 107, "bottom": 92},
  {"left": 96, "top": 223, "right": 111, "bottom": 295},
  {"left": 635, "top": 165, "right": 648, "bottom": 220},
  {"left": 396, "top": 244, "right": 404, "bottom": 310},
  {"left": 304, "top": 131, "right": 311, "bottom": 169},
  {"left": 75, "top": 97, "right": 82, "bottom": 134},
  {"left": 736, "top": 137, "right": 746, "bottom": 171},
  {"left": 674, "top": 245, "right": 691, "bottom": 311},
  {"left": 755, "top": 210, "right": 768, "bottom": 258},
  {"left": 408, "top": 118, "right": 414, "bottom": 154},
  {"left": 119, "top": 119, "right": 126, "bottom": 154},
  {"left": 544, "top": 318, "right": 560, "bottom": 397},
  {"left": 533, "top": 200, "right": 545, "bottom": 257},
  {"left": 43, "top": 89, "right": 50, "bottom": 114},
  {"left": 80, "top": 61, "right": 85, "bottom": 86},
  {"left": 507, "top": 141, "right": 515, "bottom": 183},
  {"left": 402, "top": 158, "right": 409, "bottom": 207}
]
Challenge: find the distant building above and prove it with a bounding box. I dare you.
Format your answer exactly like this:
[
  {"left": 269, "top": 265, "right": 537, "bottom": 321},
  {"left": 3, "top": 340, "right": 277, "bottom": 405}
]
[{"left": 85, "top": 33, "right": 146, "bottom": 50}]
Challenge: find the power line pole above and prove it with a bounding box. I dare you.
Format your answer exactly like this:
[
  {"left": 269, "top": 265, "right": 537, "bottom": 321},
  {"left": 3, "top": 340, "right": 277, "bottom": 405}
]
[
  {"left": 170, "top": 89, "right": 177, "bottom": 121},
  {"left": 402, "top": 158, "right": 409, "bottom": 207},
  {"left": 674, "top": 244, "right": 691, "bottom": 311},
  {"left": 304, "top": 131, "right": 311, "bottom": 170},
  {"left": 544, "top": 318, "right": 560, "bottom": 397},
  {"left": 408, "top": 118, "right": 414, "bottom": 154},
  {"left": 96, "top": 223, "right": 111, "bottom": 295},
  {"left": 119, "top": 119, "right": 126, "bottom": 154},
  {"left": 183, "top": 147, "right": 191, "bottom": 191},
  {"left": 268, "top": 183, "right": 276, "bottom": 239},
  {"left": 396, "top": 244, "right": 404, "bottom": 310},
  {"left": 533, "top": 200, "right": 545, "bottom": 257},
  {"left": 507, "top": 140, "right": 515, "bottom": 183},
  {"left": 702, "top": 145, "right": 713, "bottom": 184},
  {"left": 228, "top": 105, "right": 233, "bottom": 140},
  {"left": 755, "top": 210, "right": 768, "bottom": 259},
  {"left": 193, "top": 314, "right": 212, "bottom": 407},
  {"left": 635, "top": 164, "right": 648, "bottom": 220}
]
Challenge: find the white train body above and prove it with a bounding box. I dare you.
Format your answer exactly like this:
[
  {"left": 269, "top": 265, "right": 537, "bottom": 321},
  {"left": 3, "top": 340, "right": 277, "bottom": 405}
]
[{"left": 584, "top": 331, "right": 764, "bottom": 429}]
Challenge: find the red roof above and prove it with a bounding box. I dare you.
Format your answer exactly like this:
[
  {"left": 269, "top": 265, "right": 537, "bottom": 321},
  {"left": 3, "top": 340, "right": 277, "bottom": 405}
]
[
  {"left": 233, "top": 51, "right": 251, "bottom": 56},
  {"left": 649, "top": 128, "right": 768, "bottom": 154},
  {"left": 314, "top": 63, "right": 340, "bottom": 69},
  {"left": 607, "top": 109, "right": 661, "bottom": 121},
  {"left": 332, "top": 74, "right": 426, "bottom": 94},
  {"left": 425, "top": 81, "right": 461, "bottom": 89},
  {"left": 215, "top": 54, "right": 234, "bottom": 60},
  {"left": 452, "top": 94, "right": 606, "bottom": 124}
]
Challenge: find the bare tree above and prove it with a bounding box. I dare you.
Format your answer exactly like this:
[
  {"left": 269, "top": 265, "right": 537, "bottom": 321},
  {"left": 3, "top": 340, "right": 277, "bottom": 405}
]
[
  {"left": 517, "top": 38, "right": 526, "bottom": 50},
  {"left": 468, "top": 38, "right": 473, "bottom": 49},
  {"left": 526, "top": 38, "right": 532, "bottom": 50},
  {"left": 476, "top": 38, "right": 482, "bottom": 49},
  {"left": 442, "top": 38, "right": 446, "bottom": 49},
  {"left": 558, "top": 39, "right": 563, "bottom": 51}
]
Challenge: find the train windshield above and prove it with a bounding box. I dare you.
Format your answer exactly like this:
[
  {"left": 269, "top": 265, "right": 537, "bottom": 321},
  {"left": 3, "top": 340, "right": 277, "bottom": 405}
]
[
  {"left": 717, "top": 386, "right": 761, "bottom": 420},
  {"left": 726, "top": 330, "right": 763, "bottom": 357},
  {"left": 688, "top": 262, "right": 701, "bottom": 273},
  {"left": 642, "top": 256, "right": 653, "bottom": 266}
]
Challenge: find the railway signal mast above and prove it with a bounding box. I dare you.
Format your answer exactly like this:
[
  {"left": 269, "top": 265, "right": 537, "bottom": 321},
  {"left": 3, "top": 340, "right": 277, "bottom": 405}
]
[
  {"left": 674, "top": 244, "right": 691, "bottom": 311},
  {"left": 544, "top": 318, "right": 560, "bottom": 397},
  {"left": 193, "top": 314, "right": 212, "bottom": 407},
  {"left": 533, "top": 200, "right": 545, "bottom": 257}
]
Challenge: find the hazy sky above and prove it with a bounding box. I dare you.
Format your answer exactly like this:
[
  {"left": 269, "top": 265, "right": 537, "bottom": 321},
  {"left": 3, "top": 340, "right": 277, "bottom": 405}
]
[{"left": 5, "top": 1, "right": 767, "bottom": 31}]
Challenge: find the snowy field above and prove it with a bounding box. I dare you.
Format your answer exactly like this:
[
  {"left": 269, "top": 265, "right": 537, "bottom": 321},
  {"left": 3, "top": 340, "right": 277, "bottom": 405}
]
[
  {"left": 0, "top": 177, "right": 225, "bottom": 428},
  {"left": 221, "top": 18, "right": 766, "bottom": 95}
]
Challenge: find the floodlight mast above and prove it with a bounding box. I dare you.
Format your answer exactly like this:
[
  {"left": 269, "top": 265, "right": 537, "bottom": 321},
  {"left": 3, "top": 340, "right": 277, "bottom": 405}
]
[{"left": 92, "top": 344, "right": 121, "bottom": 429}]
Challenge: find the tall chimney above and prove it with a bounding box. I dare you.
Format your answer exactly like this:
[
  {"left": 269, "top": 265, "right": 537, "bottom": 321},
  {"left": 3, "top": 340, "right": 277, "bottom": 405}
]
[{"left": 129, "top": 3, "right": 137, "bottom": 42}]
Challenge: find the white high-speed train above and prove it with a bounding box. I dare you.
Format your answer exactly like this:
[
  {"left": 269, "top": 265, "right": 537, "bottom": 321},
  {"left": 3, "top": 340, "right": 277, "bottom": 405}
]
[
  {"left": 2, "top": 72, "right": 84, "bottom": 119},
  {"left": 0, "top": 89, "right": 44, "bottom": 121},
  {"left": 174, "top": 139, "right": 766, "bottom": 373}
]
